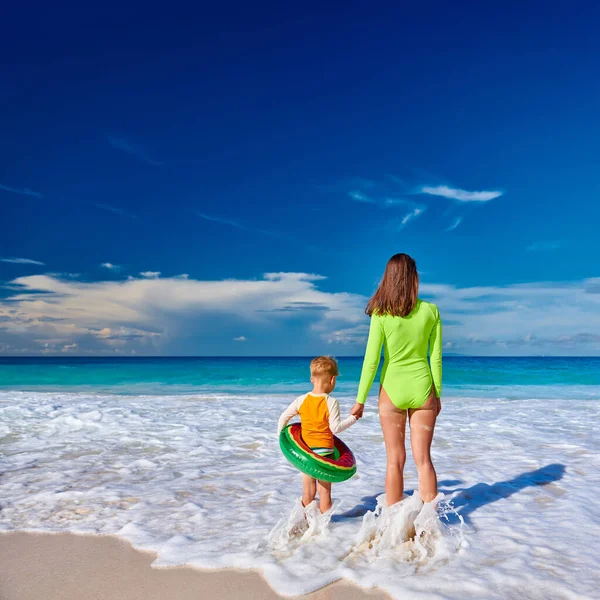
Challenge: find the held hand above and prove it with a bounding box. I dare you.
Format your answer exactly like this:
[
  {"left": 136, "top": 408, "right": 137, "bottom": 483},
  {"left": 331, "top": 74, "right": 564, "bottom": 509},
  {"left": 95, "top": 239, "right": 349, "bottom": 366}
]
[{"left": 350, "top": 402, "right": 364, "bottom": 420}]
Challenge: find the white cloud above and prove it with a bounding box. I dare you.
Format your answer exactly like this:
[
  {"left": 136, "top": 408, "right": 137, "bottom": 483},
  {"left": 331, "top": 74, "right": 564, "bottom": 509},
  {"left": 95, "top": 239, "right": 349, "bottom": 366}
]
[
  {"left": 420, "top": 279, "right": 600, "bottom": 355},
  {"left": 234, "top": 336, "right": 247, "bottom": 342},
  {"left": 106, "top": 134, "right": 162, "bottom": 166},
  {"left": 1, "top": 257, "right": 45, "bottom": 266},
  {"left": 421, "top": 185, "right": 503, "bottom": 202},
  {"left": 95, "top": 203, "right": 135, "bottom": 218},
  {"left": 46, "top": 272, "right": 80, "bottom": 278},
  {"left": 381, "top": 198, "right": 426, "bottom": 229},
  {"left": 140, "top": 271, "right": 161, "bottom": 279},
  {"left": 527, "top": 241, "right": 561, "bottom": 252},
  {"left": 196, "top": 213, "right": 276, "bottom": 237},
  {"left": 264, "top": 272, "right": 326, "bottom": 282},
  {"left": 1, "top": 271, "right": 599, "bottom": 356},
  {"left": 446, "top": 217, "right": 463, "bottom": 231},
  {"left": 400, "top": 207, "right": 424, "bottom": 227},
  {"left": 0, "top": 183, "right": 42, "bottom": 198},
  {"left": 101, "top": 263, "right": 121, "bottom": 271},
  {"left": 327, "top": 323, "right": 369, "bottom": 345},
  {"left": 348, "top": 190, "right": 376, "bottom": 203},
  {"left": 0, "top": 272, "right": 366, "bottom": 355},
  {"left": 197, "top": 213, "right": 242, "bottom": 228},
  {"left": 384, "top": 197, "right": 409, "bottom": 206}
]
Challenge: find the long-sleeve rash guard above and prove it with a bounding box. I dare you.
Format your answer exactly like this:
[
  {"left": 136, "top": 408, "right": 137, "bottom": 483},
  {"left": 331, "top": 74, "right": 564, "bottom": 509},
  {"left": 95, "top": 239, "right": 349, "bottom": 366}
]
[
  {"left": 356, "top": 299, "right": 442, "bottom": 409},
  {"left": 277, "top": 393, "right": 356, "bottom": 450}
]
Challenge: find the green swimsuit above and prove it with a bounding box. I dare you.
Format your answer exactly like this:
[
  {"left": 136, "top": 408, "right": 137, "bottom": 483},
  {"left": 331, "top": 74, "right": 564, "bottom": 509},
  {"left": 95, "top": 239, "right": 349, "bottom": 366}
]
[{"left": 356, "top": 299, "right": 442, "bottom": 409}]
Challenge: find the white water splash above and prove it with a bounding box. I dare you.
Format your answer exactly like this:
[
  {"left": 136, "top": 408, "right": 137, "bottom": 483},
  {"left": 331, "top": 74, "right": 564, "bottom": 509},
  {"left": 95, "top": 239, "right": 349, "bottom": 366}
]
[
  {"left": 268, "top": 498, "right": 342, "bottom": 553},
  {"left": 348, "top": 492, "right": 464, "bottom": 575}
]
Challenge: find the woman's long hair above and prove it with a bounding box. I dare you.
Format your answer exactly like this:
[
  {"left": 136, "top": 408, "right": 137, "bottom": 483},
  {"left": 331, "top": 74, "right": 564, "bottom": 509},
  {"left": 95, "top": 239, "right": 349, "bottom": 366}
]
[{"left": 365, "top": 253, "right": 419, "bottom": 317}]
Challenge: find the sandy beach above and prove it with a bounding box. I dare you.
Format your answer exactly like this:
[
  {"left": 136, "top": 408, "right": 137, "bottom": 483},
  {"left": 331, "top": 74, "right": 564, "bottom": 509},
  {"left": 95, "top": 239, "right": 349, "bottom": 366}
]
[{"left": 0, "top": 532, "right": 389, "bottom": 600}]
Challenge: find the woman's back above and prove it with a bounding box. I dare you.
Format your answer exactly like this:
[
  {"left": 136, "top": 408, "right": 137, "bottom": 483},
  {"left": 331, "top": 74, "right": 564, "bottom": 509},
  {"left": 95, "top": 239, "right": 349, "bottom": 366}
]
[
  {"left": 356, "top": 299, "right": 442, "bottom": 409},
  {"left": 379, "top": 299, "right": 439, "bottom": 361}
]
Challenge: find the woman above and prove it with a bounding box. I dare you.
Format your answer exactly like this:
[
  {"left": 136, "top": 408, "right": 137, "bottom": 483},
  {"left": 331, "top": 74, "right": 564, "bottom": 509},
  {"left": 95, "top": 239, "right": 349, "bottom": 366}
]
[{"left": 351, "top": 253, "right": 442, "bottom": 505}]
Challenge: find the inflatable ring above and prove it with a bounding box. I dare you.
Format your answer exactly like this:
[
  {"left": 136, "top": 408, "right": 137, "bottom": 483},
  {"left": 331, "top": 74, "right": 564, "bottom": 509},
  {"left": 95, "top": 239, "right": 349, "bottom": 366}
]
[{"left": 279, "top": 423, "right": 357, "bottom": 483}]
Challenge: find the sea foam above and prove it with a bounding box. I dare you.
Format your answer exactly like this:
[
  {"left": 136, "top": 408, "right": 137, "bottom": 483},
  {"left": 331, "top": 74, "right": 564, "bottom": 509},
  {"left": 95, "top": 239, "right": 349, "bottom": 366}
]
[{"left": 1, "top": 390, "right": 599, "bottom": 599}]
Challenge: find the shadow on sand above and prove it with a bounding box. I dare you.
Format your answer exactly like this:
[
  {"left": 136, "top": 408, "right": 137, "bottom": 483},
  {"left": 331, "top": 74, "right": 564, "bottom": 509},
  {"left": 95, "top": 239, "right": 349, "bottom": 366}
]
[
  {"left": 332, "top": 464, "right": 566, "bottom": 526},
  {"left": 332, "top": 494, "right": 384, "bottom": 522},
  {"left": 440, "top": 463, "right": 566, "bottom": 526}
]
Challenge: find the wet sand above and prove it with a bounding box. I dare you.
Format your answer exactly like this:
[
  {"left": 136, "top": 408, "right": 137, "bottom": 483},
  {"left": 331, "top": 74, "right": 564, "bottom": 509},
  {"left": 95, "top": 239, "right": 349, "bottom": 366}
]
[{"left": 0, "top": 531, "right": 390, "bottom": 600}]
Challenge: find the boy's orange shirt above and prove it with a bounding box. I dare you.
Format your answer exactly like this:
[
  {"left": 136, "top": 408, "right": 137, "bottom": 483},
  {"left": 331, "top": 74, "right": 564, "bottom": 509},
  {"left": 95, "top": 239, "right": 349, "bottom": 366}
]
[
  {"left": 298, "top": 393, "right": 334, "bottom": 448},
  {"left": 277, "top": 393, "right": 357, "bottom": 449}
]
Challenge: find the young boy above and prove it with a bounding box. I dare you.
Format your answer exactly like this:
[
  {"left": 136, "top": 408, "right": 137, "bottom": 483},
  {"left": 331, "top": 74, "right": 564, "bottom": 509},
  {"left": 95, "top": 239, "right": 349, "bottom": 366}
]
[{"left": 277, "top": 356, "right": 358, "bottom": 513}]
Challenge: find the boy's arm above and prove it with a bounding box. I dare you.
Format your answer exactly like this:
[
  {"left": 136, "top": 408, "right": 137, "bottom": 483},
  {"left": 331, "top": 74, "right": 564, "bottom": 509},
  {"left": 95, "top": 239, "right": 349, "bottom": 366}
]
[
  {"left": 327, "top": 397, "right": 357, "bottom": 434},
  {"left": 277, "top": 396, "right": 303, "bottom": 434}
]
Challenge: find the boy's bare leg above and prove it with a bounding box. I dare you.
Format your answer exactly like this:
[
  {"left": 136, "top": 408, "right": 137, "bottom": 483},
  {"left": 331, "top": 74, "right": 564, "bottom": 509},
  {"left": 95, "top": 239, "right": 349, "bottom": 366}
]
[
  {"left": 317, "top": 480, "right": 332, "bottom": 513},
  {"left": 302, "top": 474, "right": 317, "bottom": 507}
]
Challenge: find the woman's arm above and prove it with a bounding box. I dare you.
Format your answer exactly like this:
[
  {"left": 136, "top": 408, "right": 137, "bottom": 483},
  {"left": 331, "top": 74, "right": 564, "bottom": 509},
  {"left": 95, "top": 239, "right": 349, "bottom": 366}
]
[
  {"left": 429, "top": 308, "right": 442, "bottom": 398},
  {"left": 355, "top": 315, "right": 384, "bottom": 405}
]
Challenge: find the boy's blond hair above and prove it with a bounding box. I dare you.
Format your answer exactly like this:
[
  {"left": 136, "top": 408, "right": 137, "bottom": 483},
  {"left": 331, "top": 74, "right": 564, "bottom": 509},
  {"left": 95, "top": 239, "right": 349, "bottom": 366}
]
[{"left": 310, "top": 355, "right": 339, "bottom": 379}]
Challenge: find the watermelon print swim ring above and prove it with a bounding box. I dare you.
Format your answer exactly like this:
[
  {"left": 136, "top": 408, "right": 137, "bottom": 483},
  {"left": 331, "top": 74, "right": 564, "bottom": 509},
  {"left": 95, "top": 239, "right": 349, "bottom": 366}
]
[{"left": 279, "top": 423, "right": 357, "bottom": 483}]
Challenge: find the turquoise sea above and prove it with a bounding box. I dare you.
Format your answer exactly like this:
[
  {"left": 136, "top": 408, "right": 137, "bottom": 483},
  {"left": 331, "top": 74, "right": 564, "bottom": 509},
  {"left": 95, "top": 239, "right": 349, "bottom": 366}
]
[{"left": 0, "top": 356, "right": 599, "bottom": 399}]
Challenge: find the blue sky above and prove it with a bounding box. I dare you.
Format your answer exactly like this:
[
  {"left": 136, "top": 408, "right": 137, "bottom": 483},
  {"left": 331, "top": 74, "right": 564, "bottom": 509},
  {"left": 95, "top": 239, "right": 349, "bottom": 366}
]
[{"left": 1, "top": 1, "right": 599, "bottom": 356}]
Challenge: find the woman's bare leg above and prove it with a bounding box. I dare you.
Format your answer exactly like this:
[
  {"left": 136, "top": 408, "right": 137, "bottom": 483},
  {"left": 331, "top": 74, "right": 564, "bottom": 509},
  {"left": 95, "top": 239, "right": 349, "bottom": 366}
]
[
  {"left": 408, "top": 389, "right": 438, "bottom": 502},
  {"left": 317, "top": 480, "right": 332, "bottom": 513},
  {"left": 302, "top": 474, "right": 316, "bottom": 507},
  {"left": 378, "top": 386, "right": 407, "bottom": 506}
]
